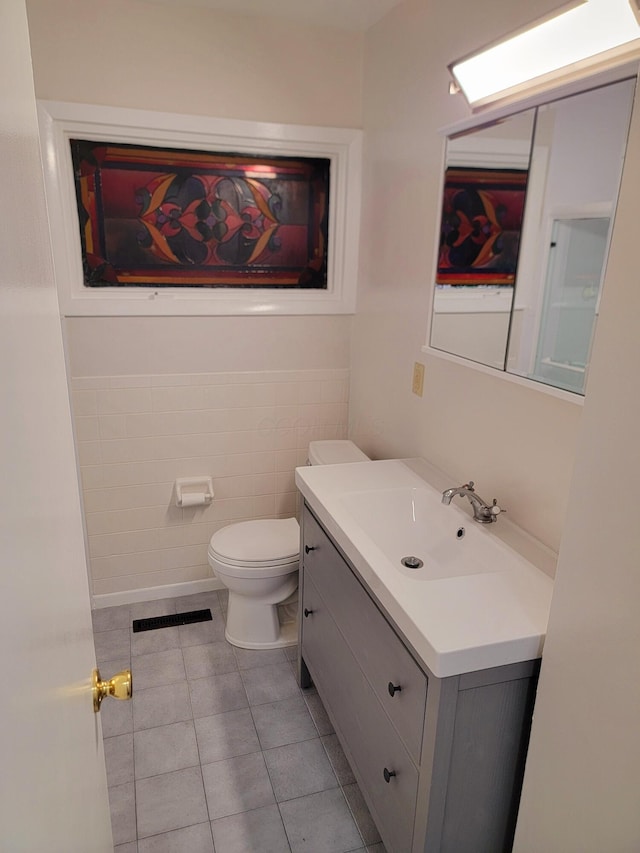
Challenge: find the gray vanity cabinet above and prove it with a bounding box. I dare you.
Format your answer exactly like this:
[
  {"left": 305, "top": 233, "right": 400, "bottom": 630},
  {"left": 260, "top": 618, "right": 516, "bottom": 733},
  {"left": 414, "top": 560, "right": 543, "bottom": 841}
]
[{"left": 298, "top": 504, "right": 539, "bottom": 853}]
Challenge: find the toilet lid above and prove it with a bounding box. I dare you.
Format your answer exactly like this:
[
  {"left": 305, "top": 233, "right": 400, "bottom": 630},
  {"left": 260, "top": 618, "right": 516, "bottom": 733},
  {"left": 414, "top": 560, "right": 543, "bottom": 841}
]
[
  {"left": 209, "top": 517, "right": 300, "bottom": 564},
  {"left": 307, "top": 440, "right": 369, "bottom": 465}
]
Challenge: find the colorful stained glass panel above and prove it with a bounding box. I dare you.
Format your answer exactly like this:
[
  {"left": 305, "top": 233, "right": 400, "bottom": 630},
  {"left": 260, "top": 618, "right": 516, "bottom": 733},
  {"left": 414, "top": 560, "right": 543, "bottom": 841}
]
[
  {"left": 70, "top": 140, "right": 330, "bottom": 289},
  {"left": 437, "top": 167, "right": 528, "bottom": 286}
]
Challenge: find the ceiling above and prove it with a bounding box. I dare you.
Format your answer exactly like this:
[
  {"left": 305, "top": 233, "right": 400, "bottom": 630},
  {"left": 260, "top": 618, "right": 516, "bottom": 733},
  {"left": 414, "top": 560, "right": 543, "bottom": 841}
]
[{"left": 141, "top": 0, "right": 406, "bottom": 31}]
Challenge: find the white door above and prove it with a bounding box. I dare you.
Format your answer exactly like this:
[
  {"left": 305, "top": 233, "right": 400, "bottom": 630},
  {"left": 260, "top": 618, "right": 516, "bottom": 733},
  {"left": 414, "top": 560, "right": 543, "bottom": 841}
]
[{"left": 0, "top": 2, "right": 114, "bottom": 851}]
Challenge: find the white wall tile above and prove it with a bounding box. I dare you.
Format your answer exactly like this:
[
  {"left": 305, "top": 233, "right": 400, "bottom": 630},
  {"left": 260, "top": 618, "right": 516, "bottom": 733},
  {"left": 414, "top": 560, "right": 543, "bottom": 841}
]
[
  {"left": 124, "top": 413, "right": 157, "bottom": 437},
  {"left": 75, "top": 416, "right": 99, "bottom": 441},
  {"left": 274, "top": 428, "right": 298, "bottom": 451},
  {"left": 217, "top": 430, "right": 273, "bottom": 455},
  {"left": 92, "top": 544, "right": 208, "bottom": 580},
  {"left": 321, "top": 379, "right": 350, "bottom": 403},
  {"left": 298, "top": 382, "right": 323, "bottom": 405},
  {"left": 299, "top": 447, "right": 313, "bottom": 465},
  {"left": 70, "top": 367, "right": 350, "bottom": 595},
  {"left": 97, "top": 388, "right": 152, "bottom": 414},
  {"left": 98, "top": 414, "right": 128, "bottom": 440},
  {"left": 201, "top": 385, "right": 232, "bottom": 410},
  {"left": 253, "top": 494, "right": 277, "bottom": 518},
  {"left": 189, "top": 373, "right": 230, "bottom": 387},
  {"left": 108, "top": 375, "right": 152, "bottom": 389},
  {"left": 274, "top": 382, "right": 300, "bottom": 405},
  {"left": 153, "top": 410, "right": 227, "bottom": 435},
  {"left": 91, "top": 550, "right": 159, "bottom": 579},
  {"left": 77, "top": 440, "right": 102, "bottom": 466},
  {"left": 275, "top": 492, "right": 298, "bottom": 517},
  {"left": 182, "top": 521, "right": 223, "bottom": 547},
  {"left": 83, "top": 482, "right": 174, "bottom": 513},
  {"left": 81, "top": 465, "right": 105, "bottom": 490},
  {"left": 92, "top": 564, "right": 211, "bottom": 596},
  {"left": 160, "top": 544, "right": 205, "bottom": 572},
  {"left": 149, "top": 374, "right": 194, "bottom": 387},
  {"left": 100, "top": 437, "right": 157, "bottom": 464},
  {"left": 214, "top": 451, "right": 277, "bottom": 477},
  {"left": 155, "top": 526, "right": 188, "bottom": 551},
  {"left": 232, "top": 371, "right": 274, "bottom": 385},
  {"left": 86, "top": 505, "right": 184, "bottom": 536},
  {"left": 89, "top": 525, "right": 186, "bottom": 559},
  {"left": 98, "top": 461, "right": 160, "bottom": 488},
  {"left": 153, "top": 433, "right": 213, "bottom": 460},
  {"left": 276, "top": 471, "right": 296, "bottom": 494},
  {"left": 276, "top": 449, "right": 301, "bottom": 473},
  {"left": 152, "top": 457, "right": 214, "bottom": 483},
  {"left": 251, "top": 473, "right": 277, "bottom": 496},
  {"left": 207, "top": 496, "right": 256, "bottom": 521},
  {"left": 223, "top": 406, "right": 277, "bottom": 433},
  {"left": 151, "top": 385, "right": 207, "bottom": 412},
  {"left": 300, "top": 402, "right": 348, "bottom": 428},
  {"left": 72, "top": 389, "right": 97, "bottom": 416},
  {"left": 226, "top": 382, "right": 278, "bottom": 408},
  {"left": 71, "top": 377, "right": 103, "bottom": 391}
]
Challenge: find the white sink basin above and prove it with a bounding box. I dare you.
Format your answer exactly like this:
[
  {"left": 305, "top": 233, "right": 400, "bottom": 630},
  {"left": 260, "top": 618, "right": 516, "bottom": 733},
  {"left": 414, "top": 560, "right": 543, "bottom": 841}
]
[
  {"left": 340, "top": 485, "right": 506, "bottom": 581},
  {"left": 295, "top": 458, "right": 554, "bottom": 677}
]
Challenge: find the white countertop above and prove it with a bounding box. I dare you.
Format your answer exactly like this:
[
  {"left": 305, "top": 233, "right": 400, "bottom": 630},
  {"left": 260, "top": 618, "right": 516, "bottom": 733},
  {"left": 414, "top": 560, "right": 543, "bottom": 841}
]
[{"left": 295, "top": 458, "right": 554, "bottom": 678}]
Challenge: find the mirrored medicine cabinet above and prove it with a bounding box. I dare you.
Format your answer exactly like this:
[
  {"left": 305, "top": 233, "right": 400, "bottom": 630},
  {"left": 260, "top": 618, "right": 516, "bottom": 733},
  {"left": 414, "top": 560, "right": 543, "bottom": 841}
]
[{"left": 429, "top": 73, "right": 637, "bottom": 396}]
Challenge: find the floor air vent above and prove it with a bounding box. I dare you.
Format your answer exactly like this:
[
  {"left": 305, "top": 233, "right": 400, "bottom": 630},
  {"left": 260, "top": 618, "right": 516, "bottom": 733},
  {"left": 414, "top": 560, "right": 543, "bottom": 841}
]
[{"left": 132, "top": 609, "right": 212, "bottom": 633}]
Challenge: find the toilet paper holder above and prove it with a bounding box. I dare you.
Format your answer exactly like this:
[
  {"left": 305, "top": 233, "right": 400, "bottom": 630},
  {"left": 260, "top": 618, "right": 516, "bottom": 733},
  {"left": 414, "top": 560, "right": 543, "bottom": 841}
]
[{"left": 175, "top": 476, "right": 214, "bottom": 508}]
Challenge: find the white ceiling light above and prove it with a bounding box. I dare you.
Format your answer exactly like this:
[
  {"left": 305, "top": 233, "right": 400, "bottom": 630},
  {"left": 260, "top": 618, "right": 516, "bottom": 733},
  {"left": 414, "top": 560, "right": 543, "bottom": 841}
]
[{"left": 450, "top": 0, "right": 640, "bottom": 106}]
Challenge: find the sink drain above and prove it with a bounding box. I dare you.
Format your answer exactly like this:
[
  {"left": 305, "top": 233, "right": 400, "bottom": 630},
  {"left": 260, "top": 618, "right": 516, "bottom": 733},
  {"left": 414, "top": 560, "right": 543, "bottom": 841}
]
[{"left": 401, "top": 556, "right": 423, "bottom": 569}]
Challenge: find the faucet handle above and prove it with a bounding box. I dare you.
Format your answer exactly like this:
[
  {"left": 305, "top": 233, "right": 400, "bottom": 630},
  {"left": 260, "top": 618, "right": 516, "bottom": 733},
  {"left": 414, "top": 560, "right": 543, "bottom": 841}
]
[
  {"left": 490, "top": 499, "right": 505, "bottom": 518},
  {"left": 465, "top": 481, "right": 475, "bottom": 491}
]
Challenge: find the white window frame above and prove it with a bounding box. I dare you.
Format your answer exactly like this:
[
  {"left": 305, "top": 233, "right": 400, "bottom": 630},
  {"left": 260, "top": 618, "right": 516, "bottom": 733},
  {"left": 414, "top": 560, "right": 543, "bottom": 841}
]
[{"left": 37, "top": 100, "right": 362, "bottom": 317}]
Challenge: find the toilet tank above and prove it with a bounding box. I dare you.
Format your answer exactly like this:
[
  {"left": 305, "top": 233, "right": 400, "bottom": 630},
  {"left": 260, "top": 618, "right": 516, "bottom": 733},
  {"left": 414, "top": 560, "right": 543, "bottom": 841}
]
[{"left": 307, "top": 440, "right": 369, "bottom": 466}]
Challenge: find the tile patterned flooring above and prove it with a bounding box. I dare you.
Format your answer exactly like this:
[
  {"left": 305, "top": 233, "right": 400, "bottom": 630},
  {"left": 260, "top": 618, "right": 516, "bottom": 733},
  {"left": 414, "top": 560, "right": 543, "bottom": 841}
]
[{"left": 93, "top": 590, "right": 388, "bottom": 853}]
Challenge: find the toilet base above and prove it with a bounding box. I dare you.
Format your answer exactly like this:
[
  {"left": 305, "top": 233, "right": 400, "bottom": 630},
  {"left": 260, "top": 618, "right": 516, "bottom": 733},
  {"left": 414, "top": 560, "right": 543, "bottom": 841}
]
[
  {"left": 224, "top": 592, "right": 298, "bottom": 650},
  {"left": 225, "top": 619, "right": 297, "bottom": 650}
]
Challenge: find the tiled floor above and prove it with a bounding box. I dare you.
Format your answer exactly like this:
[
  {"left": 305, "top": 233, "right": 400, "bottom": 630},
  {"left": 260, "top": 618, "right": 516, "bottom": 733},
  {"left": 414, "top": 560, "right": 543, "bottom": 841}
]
[{"left": 93, "top": 590, "right": 387, "bottom": 853}]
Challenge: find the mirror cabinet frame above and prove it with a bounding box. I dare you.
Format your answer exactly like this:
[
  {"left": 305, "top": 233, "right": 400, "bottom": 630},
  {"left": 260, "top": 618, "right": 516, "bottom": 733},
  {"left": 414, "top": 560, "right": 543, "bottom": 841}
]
[{"left": 424, "top": 60, "right": 640, "bottom": 403}]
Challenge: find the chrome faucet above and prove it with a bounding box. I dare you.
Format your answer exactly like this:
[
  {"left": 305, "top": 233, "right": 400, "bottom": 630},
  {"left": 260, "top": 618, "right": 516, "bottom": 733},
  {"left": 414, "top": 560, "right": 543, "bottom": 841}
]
[{"left": 441, "top": 481, "right": 504, "bottom": 524}]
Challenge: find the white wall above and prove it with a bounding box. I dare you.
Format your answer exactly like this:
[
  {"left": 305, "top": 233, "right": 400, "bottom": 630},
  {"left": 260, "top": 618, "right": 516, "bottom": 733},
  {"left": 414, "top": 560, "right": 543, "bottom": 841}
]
[
  {"left": 357, "top": 0, "right": 640, "bottom": 849},
  {"left": 25, "top": 0, "right": 363, "bottom": 128},
  {"left": 22, "top": 0, "right": 640, "bottom": 844},
  {"left": 513, "top": 72, "right": 640, "bottom": 853},
  {"left": 353, "top": 0, "right": 584, "bottom": 554},
  {"left": 26, "top": 0, "right": 362, "bottom": 597}
]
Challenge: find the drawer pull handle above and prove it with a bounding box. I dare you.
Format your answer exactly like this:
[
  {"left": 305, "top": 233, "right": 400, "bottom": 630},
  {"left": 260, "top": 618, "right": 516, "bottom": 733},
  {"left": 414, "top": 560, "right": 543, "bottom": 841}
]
[
  {"left": 304, "top": 608, "right": 314, "bottom": 618},
  {"left": 304, "top": 545, "right": 316, "bottom": 554},
  {"left": 388, "top": 682, "right": 402, "bottom": 697},
  {"left": 383, "top": 767, "right": 396, "bottom": 783}
]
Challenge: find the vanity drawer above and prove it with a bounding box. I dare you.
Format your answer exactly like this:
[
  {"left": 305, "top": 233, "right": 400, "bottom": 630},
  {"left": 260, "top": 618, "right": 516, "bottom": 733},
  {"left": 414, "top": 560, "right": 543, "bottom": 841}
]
[
  {"left": 303, "top": 507, "right": 428, "bottom": 764},
  {"left": 301, "top": 574, "right": 418, "bottom": 853}
]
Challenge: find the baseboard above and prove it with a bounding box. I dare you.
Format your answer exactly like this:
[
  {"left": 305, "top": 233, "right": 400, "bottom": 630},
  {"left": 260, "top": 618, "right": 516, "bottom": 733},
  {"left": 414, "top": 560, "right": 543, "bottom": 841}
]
[{"left": 93, "top": 577, "right": 225, "bottom": 609}]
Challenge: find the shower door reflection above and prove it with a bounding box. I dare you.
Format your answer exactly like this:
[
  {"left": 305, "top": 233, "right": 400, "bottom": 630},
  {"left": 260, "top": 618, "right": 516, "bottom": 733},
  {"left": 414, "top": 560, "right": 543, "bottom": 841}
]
[{"left": 532, "top": 216, "right": 610, "bottom": 394}]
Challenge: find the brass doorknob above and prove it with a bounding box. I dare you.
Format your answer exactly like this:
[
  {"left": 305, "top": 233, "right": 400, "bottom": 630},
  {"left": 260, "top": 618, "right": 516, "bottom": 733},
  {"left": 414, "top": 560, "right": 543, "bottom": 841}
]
[{"left": 92, "top": 668, "right": 133, "bottom": 713}]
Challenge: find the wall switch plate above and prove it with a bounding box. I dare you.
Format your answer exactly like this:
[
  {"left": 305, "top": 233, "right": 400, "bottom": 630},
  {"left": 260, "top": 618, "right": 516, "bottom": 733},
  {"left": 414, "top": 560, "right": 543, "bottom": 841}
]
[{"left": 412, "top": 362, "right": 425, "bottom": 396}]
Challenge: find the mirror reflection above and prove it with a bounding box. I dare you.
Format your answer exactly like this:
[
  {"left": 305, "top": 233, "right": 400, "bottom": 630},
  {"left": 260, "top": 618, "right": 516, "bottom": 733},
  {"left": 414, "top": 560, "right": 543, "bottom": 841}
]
[
  {"left": 431, "top": 110, "right": 535, "bottom": 368},
  {"left": 430, "top": 76, "right": 636, "bottom": 395}
]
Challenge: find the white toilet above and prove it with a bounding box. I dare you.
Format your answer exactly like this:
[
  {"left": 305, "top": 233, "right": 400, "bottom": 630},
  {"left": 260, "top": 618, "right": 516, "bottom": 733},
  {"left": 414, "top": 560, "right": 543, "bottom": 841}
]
[{"left": 207, "top": 440, "right": 369, "bottom": 649}]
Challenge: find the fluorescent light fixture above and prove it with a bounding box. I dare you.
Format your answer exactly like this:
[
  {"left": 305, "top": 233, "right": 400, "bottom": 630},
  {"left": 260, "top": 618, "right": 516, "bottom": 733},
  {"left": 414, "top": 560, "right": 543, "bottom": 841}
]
[{"left": 450, "top": 0, "right": 640, "bottom": 105}]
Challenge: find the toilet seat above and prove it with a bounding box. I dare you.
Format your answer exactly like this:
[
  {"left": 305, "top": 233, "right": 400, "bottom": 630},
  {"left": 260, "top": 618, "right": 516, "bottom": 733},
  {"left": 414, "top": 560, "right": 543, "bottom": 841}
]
[
  {"left": 208, "top": 517, "right": 300, "bottom": 578},
  {"left": 209, "top": 553, "right": 298, "bottom": 579}
]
